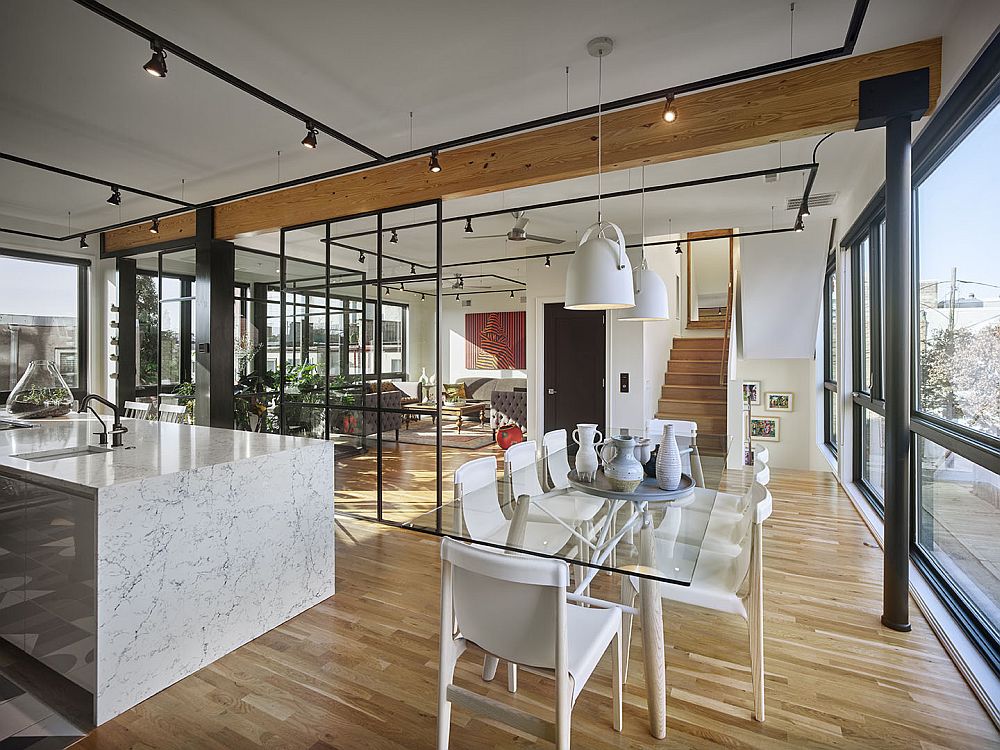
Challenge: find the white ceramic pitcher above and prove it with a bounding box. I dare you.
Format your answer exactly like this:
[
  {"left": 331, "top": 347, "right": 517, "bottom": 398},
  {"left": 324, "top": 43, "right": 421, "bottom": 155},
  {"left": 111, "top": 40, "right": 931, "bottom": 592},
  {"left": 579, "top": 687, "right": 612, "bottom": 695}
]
[{"left": 572, "top": 423, "right": 603, "bottom": 482}]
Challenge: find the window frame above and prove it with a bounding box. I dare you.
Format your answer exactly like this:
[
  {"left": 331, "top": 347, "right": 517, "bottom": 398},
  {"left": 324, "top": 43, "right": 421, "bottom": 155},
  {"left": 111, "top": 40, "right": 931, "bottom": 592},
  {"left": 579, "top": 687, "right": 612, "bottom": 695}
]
[
  {"left": 822, "top": 250, "right": 838, "bottom": 453},
  {"left": 0, "top": 248, "right": 89, "bottom": 403}
]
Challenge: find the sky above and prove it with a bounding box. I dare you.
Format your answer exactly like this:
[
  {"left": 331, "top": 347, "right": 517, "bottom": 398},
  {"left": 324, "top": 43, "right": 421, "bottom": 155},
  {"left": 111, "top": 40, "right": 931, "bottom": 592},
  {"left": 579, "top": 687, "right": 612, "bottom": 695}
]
[
  {"left": 917, "top": 98, "right": 1000, "bottom": 299},
  {"left": 0, "top": 256, "right": 78, "bottom": 317}
]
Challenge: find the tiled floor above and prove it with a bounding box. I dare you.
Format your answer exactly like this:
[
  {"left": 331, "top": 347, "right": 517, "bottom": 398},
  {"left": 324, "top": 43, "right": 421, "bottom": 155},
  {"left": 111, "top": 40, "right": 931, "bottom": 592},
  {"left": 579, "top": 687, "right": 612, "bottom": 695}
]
[{"left": 0, "top": 674, "right": 83, "bottom": 750}]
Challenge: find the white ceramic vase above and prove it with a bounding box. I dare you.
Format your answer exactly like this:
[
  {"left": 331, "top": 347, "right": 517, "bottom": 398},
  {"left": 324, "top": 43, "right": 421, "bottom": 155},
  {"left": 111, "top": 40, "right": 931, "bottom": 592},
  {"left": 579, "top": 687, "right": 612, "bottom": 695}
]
[
  {"left": 572, "top": 423, "right": 603, "bottom": 482},
  {"left": 600, "top": 435, "right": 645, "bottom": 493},
  {"left": 655, "top": 423, "right": 682, "bottom": 491}
]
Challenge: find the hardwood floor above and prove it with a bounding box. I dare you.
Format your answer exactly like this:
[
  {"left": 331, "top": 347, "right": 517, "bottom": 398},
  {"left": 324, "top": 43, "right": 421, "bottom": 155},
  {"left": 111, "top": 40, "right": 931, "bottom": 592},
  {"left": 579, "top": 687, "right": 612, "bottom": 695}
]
[{"left": 71, "top": 468, "right": 999, "bottom": 749}]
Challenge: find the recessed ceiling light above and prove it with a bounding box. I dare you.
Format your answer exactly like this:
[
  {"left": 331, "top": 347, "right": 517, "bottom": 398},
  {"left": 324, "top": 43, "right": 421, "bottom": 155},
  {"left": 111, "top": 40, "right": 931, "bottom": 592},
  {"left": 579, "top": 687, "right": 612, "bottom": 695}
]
[{"left": 143, "top": 39, "right": 168, "bottom": 78}]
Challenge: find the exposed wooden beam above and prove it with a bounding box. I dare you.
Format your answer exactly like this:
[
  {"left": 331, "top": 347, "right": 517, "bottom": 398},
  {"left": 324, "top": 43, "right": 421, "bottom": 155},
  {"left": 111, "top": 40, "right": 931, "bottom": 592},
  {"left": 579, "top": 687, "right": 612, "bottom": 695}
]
[{"left": 103, "top": 38, "right": 941, "bottom": 254}]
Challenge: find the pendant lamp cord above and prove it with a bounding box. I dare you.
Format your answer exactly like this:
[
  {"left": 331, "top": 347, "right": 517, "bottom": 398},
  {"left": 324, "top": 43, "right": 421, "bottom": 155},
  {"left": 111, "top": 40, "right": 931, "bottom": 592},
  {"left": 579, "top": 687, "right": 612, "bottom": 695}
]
[
  {"left": 637, "top": 165, "right": 645, "bottom": 293},
  {"left": 597, "top": 54, "right": 603, "bottom": 223}
]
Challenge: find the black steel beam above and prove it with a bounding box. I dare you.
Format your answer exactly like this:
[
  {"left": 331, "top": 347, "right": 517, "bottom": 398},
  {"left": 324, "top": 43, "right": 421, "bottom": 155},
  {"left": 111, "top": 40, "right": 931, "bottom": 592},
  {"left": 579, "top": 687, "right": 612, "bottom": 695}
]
[
  {"left": 71, "top": 0, "right": 384, "bottom": 160},
  {"left": 0, "top": 151, "right": 194, "bottom": 207}
]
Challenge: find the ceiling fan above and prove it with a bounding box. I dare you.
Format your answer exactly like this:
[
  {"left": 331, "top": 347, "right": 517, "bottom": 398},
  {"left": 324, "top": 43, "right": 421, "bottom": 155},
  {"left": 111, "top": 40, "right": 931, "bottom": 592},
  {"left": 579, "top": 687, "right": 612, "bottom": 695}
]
[{"left": 464, "top": 211, "right": 564, "bottom": 245}]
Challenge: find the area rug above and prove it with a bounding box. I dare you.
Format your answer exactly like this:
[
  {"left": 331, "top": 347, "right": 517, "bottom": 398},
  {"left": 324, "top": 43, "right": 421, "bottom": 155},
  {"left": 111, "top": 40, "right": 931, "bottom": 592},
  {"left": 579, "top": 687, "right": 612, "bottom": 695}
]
[{"left": 381, "top": 422, "right": 495, "bottom": 449}]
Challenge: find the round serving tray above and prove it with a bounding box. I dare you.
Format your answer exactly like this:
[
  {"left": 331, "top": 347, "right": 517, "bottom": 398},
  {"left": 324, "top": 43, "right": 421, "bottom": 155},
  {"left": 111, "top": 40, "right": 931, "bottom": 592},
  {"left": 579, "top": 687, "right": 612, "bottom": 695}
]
[{"left": 567, "top": 469, "right": 695, "bottom": 502}]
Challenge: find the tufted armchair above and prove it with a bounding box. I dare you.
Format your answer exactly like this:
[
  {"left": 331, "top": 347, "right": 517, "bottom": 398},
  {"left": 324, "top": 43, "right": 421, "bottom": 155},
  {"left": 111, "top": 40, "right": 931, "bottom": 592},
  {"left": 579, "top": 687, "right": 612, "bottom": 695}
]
[
  {"left": 361, "top": 390, "right": 403, "bottom": 442},
  {"left": 490, "top": 389, "right": 527, "bottom": 436}
]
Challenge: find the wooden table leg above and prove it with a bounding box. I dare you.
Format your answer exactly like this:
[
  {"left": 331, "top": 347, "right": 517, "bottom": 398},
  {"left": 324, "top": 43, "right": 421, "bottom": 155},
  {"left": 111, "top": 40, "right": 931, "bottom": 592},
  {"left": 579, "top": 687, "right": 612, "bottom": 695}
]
[
  {"left": 638, "top": 506, "right": 667, "bottom": 739},
  {"left": 457, "top": 414, "right": 463, "bottom": 434}
]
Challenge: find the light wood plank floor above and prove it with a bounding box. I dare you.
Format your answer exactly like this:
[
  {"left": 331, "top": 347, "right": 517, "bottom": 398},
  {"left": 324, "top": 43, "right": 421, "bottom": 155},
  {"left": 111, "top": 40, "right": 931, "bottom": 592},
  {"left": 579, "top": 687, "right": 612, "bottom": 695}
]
[{"left": 72, "top": 468, "right": 999, "bottom": 749}]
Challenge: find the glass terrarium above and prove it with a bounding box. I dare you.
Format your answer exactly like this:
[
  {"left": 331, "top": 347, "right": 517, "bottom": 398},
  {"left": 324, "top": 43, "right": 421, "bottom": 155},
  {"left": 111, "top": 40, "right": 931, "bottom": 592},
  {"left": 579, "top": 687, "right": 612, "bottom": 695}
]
[{"left": 4, "top": 360, "right": 74, "bottom": 418}]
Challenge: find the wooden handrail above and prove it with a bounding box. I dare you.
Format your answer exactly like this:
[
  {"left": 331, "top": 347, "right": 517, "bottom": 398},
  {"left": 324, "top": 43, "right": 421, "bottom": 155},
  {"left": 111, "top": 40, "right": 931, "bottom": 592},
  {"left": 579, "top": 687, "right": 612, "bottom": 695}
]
[{"left": 719, "top": 274, "right": 734, "bottom": 386}]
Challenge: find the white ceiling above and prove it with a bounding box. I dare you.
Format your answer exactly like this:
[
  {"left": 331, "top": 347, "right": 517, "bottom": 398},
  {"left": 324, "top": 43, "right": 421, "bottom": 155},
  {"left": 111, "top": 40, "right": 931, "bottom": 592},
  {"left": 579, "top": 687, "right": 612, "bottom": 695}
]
[{"left": 0, "top": 0, "right": 961, "bottom": 247}]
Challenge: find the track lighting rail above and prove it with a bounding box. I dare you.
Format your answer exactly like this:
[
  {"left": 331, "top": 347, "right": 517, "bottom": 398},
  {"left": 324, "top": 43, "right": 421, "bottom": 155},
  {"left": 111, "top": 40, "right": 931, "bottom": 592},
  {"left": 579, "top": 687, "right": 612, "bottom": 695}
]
[
  {"left": 0, "top": 151, "right": 195, "bottom": 207},
  {"left": 71, "top": 0, "right": 384, "bottom": 161},
  {"left": 2, "top": 0, "right": 861, "bottom": 243}
]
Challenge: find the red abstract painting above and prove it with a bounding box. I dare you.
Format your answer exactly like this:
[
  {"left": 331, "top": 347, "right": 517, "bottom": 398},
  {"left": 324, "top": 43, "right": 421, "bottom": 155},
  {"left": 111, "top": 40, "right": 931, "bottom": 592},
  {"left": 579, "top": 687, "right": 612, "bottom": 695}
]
[{"left": 465, "top": 311, "right": 526, "bottom": 370}]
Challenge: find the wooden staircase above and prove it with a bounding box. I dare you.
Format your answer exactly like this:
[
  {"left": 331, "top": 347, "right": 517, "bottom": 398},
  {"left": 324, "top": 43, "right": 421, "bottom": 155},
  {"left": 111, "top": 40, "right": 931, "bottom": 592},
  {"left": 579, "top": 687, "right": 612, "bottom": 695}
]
[{"left": 656, "top": 337, "right": 728, "bottom": 451}]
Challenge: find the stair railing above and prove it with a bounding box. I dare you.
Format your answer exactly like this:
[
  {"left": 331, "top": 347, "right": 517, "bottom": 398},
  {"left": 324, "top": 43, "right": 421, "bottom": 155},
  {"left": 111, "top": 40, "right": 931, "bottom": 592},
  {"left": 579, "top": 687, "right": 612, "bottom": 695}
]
[{"left": 719, "top": 270, "right": 734, "bottom": 386}]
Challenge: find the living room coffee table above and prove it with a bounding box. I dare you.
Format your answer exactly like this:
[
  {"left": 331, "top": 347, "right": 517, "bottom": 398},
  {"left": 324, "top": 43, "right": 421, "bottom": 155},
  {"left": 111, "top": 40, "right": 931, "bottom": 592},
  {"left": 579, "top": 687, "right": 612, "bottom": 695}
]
[{"left": 403, "top": 401, "right": 488, "bottom": 433}]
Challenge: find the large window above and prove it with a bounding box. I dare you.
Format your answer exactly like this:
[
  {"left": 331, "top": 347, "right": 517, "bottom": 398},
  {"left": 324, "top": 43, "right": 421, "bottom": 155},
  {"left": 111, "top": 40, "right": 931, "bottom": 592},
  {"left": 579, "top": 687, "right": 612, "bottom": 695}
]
[
  {"left": 823, "top": 252, "right": 838, "bottom": 452},
  {"left": 850, "top": 222, "right": 886, "bottom": 508},
  {"left": 0, "top": 250, "right": 88, "bottom": 398},
  {"left": 912, "top": 82, "right": 1000, "bottom": 670}
]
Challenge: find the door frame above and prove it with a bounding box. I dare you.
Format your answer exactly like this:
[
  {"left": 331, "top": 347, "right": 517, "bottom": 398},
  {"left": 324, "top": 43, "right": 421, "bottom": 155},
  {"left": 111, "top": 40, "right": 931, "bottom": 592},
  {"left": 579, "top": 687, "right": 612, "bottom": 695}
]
[{"left": 532, "top": 295, "right": 613, "bottom": 440}]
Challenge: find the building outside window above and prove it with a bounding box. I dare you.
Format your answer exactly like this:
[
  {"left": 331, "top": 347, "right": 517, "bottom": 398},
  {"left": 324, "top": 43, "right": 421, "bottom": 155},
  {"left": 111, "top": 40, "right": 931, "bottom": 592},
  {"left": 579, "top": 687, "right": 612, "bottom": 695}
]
[{"left": 0, "top": 252, "right": 87, "bottom": 398}]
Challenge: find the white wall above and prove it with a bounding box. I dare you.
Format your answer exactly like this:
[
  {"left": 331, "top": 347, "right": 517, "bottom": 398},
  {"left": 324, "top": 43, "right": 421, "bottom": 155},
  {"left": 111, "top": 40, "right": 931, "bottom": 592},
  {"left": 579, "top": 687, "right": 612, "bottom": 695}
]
[
  {"left": 730, "top": 356, "right": 830, "bottom": 471},
  {"left": 740, "top": 229, "right": 828, "bottom": 359},
  {"left": 439, "top": 294, "right": 528, "bottom": 383}
]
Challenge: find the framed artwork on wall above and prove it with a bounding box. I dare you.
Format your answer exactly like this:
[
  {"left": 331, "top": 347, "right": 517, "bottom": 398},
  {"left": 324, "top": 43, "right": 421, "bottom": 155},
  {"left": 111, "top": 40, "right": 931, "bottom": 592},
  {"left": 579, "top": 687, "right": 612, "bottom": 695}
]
[
  {"left": 766, "top": 392, "right": 793, "bottom": 411},
  {"left": 749, "top": 416, "right": 780, "bottom": 441},
  {"left": 742, "top": 380, "right": 761, "bottom": 406},
  {"left": 465, "top": 311, "right": 526, "bottom": 370}
]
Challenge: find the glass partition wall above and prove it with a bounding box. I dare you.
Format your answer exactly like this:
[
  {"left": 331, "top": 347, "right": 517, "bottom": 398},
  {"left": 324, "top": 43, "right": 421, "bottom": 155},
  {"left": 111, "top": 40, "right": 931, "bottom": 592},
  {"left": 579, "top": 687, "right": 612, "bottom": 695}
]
[{"left": 280, "top": 202, "right": 444, "bottom": 525}]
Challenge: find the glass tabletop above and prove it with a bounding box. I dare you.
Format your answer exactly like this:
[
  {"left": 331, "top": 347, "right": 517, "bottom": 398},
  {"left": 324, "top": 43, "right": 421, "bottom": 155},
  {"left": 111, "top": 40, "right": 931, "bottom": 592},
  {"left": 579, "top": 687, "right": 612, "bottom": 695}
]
[{"left": 403, "top": 429, "right": 734, "bottom": 588}]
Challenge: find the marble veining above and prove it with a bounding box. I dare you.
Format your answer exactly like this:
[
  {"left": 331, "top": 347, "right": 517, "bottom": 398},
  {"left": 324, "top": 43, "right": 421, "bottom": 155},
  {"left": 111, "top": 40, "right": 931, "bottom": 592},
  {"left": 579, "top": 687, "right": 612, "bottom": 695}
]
[{"left": 95, "top": 441, "right": 333, "bottom": 723}]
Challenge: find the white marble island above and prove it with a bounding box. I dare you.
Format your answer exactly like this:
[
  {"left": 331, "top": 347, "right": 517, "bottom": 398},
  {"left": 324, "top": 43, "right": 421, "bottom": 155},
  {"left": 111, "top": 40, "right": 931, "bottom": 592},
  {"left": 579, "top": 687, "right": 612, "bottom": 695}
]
[{"left": 0, "top": 417, "right": 334, "bottom": 723}]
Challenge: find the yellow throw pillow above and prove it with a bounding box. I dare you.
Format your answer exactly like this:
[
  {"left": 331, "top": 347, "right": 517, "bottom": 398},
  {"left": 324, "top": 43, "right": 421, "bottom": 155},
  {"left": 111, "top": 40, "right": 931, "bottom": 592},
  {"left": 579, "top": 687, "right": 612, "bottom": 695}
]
[{"left": 443, "top": 383, "right": 466, "bottom": 402}]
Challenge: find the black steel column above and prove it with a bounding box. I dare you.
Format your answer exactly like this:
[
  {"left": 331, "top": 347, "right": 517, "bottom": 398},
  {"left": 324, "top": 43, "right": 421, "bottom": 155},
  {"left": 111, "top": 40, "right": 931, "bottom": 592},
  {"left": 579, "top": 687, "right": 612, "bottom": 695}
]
[
  {"left": 881, "top": 114, "right": 913, "bottom": 632},
  {"left": 856, "top": 67, "right": 928, "bottom": 633},
  {"left": 115, "top": 257, "right": 137, "bottom": 408},
  {"left": 251, "top": 282, "right": 268, "bottom": 376},
  {"left": 194, "top": 207, "right": 235, "bottom": 428}
]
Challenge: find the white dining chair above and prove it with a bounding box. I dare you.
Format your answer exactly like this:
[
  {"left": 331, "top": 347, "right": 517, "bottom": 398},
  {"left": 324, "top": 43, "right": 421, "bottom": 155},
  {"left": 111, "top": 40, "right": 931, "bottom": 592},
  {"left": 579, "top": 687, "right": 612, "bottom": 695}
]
[
  {"left": 645, "top": 418, "right": 705, "bottom": 486},
  {"left": 454, "top": 456, "right": 576, "bottom": 555},
  {"left": 437, "top": 537, "right": 622, "bottom": 749},
  {"left": 156, "top": 403, "right": 188, "bottom": 424},
  {"left": 622, "top": 482, "right": 773, "bottom": 721},
  {"left": 123, "top": 400, "right": 151, "bottom": 420},
  {"left": 507, "top": 439, "right": 604, "bottom": 533},
  {"left": 713, "top": 457, "right": 770, "bottom": 518}
]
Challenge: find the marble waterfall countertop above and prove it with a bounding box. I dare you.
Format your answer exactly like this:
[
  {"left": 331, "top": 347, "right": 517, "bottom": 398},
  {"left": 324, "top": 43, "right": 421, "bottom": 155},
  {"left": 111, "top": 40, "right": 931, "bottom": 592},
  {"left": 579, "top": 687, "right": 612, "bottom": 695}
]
[{"left": 0, "top": 415, "right": 325, "bottom": 492}]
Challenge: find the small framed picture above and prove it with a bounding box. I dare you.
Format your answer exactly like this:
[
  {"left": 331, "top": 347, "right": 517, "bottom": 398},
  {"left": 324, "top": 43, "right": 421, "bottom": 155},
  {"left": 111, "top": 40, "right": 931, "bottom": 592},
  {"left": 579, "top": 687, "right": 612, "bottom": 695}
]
[
  {"left": 749, "top": 416, "right": 780, "bottom": 441},
  {"left": 766, "top": 392, "right": 793, "bottom": 411},
  {"left": 742, "top": 381, "right": 761, "bottom": 406}
]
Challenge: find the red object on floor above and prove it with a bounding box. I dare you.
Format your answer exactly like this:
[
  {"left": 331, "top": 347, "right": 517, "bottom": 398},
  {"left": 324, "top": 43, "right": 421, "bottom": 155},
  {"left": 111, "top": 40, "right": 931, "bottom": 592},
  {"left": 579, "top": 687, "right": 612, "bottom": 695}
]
[{"left": 495, "top": 424, "right": 524, "bottom": 449}]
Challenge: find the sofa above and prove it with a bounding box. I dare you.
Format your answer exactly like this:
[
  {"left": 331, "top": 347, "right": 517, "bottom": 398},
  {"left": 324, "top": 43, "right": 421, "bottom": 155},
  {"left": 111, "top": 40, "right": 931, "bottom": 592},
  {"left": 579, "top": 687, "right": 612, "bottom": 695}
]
[
  {"left": 360, "top": 389, "right": 403, "bottom": 441},
  {"left": 456, "top": 377, "right": 528, "bottom": 435}
]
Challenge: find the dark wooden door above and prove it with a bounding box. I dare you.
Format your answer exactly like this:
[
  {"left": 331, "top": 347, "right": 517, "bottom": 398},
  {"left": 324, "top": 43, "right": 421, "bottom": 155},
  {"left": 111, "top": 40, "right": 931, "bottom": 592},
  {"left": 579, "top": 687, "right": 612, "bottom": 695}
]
[{"left": 543, "top": 304, "right": 605, "bottom": 439}]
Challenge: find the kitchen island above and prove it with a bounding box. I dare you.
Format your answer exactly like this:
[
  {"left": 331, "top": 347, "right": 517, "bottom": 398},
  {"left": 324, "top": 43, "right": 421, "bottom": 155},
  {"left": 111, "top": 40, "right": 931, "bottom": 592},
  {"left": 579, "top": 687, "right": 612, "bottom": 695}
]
[{"left": 0, "top": 416, "right": 334, "bottom": 724}]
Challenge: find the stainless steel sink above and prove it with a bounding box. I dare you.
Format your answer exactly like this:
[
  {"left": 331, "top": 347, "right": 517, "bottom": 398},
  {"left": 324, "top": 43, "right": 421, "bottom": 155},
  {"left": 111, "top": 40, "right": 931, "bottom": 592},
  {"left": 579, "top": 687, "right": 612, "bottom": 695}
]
[{"left": 12, "top": 445, "right": 112, "bottom": 462}]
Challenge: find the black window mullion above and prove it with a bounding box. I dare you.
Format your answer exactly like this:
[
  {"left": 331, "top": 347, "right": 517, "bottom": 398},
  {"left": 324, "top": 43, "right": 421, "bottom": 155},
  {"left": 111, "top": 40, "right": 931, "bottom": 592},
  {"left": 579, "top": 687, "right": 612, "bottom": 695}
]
[{"left": 870, "top": 220, "right": 885, "bottom": 401}]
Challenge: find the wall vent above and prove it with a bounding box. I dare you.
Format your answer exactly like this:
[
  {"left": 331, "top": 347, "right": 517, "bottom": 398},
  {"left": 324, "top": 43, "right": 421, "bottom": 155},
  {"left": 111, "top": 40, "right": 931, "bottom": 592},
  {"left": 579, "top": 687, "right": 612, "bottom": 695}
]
[
  {"left": 462, "top": 299, "right": 472, "bottom": 307},
  {"left": 786, "top": 192, "right": 838, "bottom": 210}
]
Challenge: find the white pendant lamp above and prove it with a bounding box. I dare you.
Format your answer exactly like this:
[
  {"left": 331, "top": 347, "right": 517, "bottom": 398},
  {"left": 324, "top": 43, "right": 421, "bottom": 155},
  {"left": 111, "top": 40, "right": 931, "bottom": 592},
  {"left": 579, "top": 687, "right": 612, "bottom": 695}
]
[
  {"left": 566, "top": 221, "right": 634, "bottom": 309},
  {"left": 565, "top": 37, "right": 634, "bottom": 311},
  {"left": 621, "top": 165, "right": 669, "bottom": 321}
]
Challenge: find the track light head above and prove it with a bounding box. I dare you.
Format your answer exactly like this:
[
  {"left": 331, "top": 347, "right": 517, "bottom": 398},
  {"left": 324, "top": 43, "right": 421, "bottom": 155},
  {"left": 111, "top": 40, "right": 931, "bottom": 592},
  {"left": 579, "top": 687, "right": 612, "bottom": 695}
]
[
  {"left": 455, "top": 294, "right": 460, "bottom": 301},
  {"left": 544, "top": 255, "right": 551, "bottom": 267},
  {"left": 420, "top": 293, "right": 425, "bottom": 301},
  {"left": 358, "top": 250, "right": 366, "bottom": 264},
  {"left": 80, "top": 235, "right": 89, "bottom": 249},
  {"left": 662, "top": 94, "right": 677, "bottom": 123},
  {"left": 385, "top": 286, "right": 390, "bottom": 296},
  {"left": 107, "top": 186, "right": 122, "bottom": 206},
  {"left": 143, "top": 39, "right": 168, "bottom": 78},
  {"left": 794, "top": 217, "right": 805, "bottom": 232},
  {"left": 390, "top": 229, "right": 398, "bottom": 244},
  {"left": 150, "top": 217, "right": 160, "bottom": 234},
  {"left": 464, "top": 217, "right": 474, "bottom": 233},
  {"left": 428, "top": 150, "right": 442, "bottom": 173},
  {"left": 675, "top": 241, "right": 683, "bottom": 254},
  {"left": 510, "top": 290, "right": 515, "bottom": 298},
  {"left": 301, "top": 121, "right": 318, "bottom": 149},
  {"left": 410, "top": 263, "right": 416, "bottom": 275}
]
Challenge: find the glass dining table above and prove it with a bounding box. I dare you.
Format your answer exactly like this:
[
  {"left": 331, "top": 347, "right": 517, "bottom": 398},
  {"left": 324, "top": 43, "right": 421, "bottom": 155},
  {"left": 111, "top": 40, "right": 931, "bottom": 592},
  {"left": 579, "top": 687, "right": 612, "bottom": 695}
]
[{"left": 403, "top": 430, "right": 734, "bottom": 740}]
